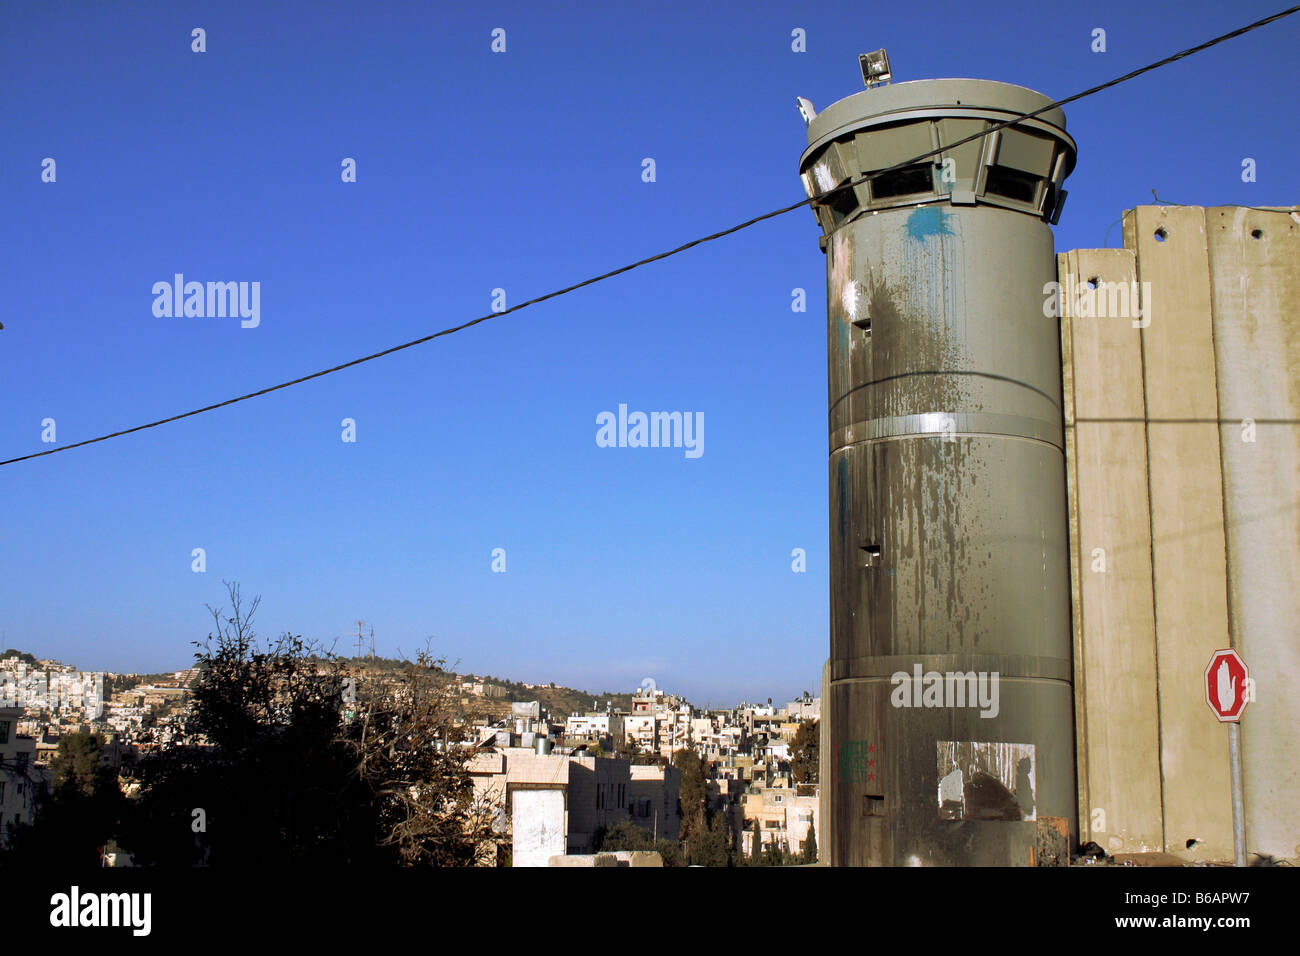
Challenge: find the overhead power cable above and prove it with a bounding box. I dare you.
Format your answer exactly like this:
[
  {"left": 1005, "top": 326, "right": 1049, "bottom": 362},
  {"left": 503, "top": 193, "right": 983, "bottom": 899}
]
[{"left": 4, "top": 4, "right": 1297, "bottom": 468}]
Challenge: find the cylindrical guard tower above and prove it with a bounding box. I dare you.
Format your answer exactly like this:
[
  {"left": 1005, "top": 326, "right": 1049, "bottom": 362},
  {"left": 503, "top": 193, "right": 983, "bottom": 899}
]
[{"left": 798, "top": 76, "right": 1077, "bottom": 865}]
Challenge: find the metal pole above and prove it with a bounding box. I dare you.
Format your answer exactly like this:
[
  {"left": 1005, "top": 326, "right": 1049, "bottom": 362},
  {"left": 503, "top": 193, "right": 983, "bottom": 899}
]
[{"left": 1228, "top": 722, "right": 1246, "bottom": 866}]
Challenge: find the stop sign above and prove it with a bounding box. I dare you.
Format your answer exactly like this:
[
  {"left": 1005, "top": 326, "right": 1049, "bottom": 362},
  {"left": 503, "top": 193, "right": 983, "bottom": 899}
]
[{"left": 1205, "top": 649, "right": 1250, "bottom": 722}]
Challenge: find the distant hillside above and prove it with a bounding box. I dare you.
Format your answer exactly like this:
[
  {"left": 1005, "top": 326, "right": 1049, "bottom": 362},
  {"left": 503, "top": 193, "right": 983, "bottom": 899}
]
[
  {"left": 6, "top": 648, "right": 641, "bottom": 719},
  {"left": 333, "top": 657, "right": 636, "bottom": 717},
  {"left": 479, "top": 675, "right": 637, "bottom": 718},
  {"left": 333, "top": 654, "right": 450, "bottom": 675},
  {"left": 114, "top": 672, "right": 182, "bottom": 691}
]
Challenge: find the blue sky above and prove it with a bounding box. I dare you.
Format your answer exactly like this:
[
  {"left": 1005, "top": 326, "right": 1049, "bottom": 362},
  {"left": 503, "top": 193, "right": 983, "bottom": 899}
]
[{"left": 1, "top": 1, "right": 1294, "bottom": 705}]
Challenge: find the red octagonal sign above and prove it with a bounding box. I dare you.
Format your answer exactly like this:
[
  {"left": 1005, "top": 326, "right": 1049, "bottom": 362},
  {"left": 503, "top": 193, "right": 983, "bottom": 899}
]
[{"left": 1205, "top": 649, "right": 1250, "bottom": 722}]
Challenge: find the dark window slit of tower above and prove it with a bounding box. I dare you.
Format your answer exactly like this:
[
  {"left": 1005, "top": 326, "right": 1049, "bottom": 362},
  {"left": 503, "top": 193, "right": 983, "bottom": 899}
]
[
  {"left": 826, "top": 184, "right": 859, "bottom": 221},
  {"left": 984, "top": 165, "right": 1040, "bottom": 203},
  {"left": 870, "top": 163, "right": 933, "bottom": 199}
]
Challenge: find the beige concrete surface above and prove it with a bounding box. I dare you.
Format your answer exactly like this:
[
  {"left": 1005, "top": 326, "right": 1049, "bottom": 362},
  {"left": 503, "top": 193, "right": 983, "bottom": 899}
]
[
  {"left": 1204, "top": 205, "right": 1300, "bottom": 862},
  {"left": 1061, "top": 205, "right": 1299, "bottom": 864},
  {"left": 1059, "top": 248, "right": 1163, "bottom": 854},
  {"left": 1125, "top": 205, "right": 1233, "bottom": 862}
]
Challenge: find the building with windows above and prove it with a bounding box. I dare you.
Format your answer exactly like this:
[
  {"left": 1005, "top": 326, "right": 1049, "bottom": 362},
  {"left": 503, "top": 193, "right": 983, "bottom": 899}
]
[
  {"left": 742, "top": 784, "right": 819, "bottom": 857},
  {"left": 0, "top": 707, "right": 40, "bottom": 847},
  {"left": 468, "top": 747, "right": 634, "bottom": 866},
  {"left": 564, "top": 711, "right": 624, "bottom": 746},
  {"left": 627, "top": 763, "right": 681, "bottom": 843}
]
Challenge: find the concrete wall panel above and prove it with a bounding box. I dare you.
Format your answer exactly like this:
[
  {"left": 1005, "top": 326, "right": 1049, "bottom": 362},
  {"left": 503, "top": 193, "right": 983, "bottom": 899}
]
[
  {"left": 1125, "top": 205, "right": 1233, "bottom": 860},
  {"left": 1059, "top": 248, "right": 1163, "bottom": 853},
  {"left": 1205, "top": 205, "right": 1300, "bottom": 861}
]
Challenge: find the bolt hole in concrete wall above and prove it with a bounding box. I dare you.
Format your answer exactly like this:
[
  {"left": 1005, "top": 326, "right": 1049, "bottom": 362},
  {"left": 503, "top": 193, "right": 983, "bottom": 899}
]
[
  {"left": 1086, "top": 276, "right": 1099, "bottom": 290},
  {"left": 1154, "top": 226, "right": 1168, "bottom": 242},
  {"left": 1251, "top": 228, "right": 1264, "bottom": 239}
]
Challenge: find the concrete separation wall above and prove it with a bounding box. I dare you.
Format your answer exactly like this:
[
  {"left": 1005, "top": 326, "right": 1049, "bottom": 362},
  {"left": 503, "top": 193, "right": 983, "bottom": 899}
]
[{"left": 1061, "top": 204, "right": 1300, "bottom": 863}]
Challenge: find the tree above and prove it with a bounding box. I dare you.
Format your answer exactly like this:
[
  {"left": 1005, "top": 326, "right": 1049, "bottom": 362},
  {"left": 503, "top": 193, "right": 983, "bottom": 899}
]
[
  {"left": 802, "top": 822, "right": 818, "bottom": 864},
  {"left": 122, "top": 582, "right": 495, "bottom": 866},
  {"left": 763, "top": 838, "right": 793, "bottom": 867},
  {"left": 750, "top": 818, "right": 762, "bottom": 865},
  {"left": 672, "top": 747, "right": 707, "bottom": 842},
  {"left": 655, "top": 838, "right": 684, "bottom": 867},
  {"left": 343, "top": 650, "right": 498, "bottom": 866},
  {"left": 620, "top": 735, "right": 642, "bottom": 762},
  {"left": 595, "top": 820, "right": 681, "bottom": 866},
  {"left": 123, "top": 584, "right": 376, "bottom": 865},
  {"left": 686, "top": 812, "right": 736, "bottom": 867},
  {"left": 790, "top": 720, "right": 819, "bottom": 784},
  {"left": 4, "top": 733, "right": 126, "bottom": 867},
  {"left": 51, "top": 732, "right": 113, "bottom": 794},
  {"left": 597, "top": 820, "right": 652, "bottom": 851}
]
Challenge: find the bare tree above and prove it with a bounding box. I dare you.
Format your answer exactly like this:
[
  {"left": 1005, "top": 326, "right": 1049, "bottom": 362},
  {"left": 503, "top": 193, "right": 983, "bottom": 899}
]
[
  {"left": 342, "top": 647, "right": 499, "bottom": 865},
  {"left": 189, "top": 582, "right": 347, "bottom": 756}
]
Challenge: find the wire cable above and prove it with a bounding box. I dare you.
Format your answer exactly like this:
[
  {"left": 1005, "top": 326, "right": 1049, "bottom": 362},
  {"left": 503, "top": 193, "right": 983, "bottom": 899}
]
[
  {"left": 1150, "top": 188, "right": 1297, "bottom": 213},
  {"left": 4, "top": 4, "right": 1297, "bottom": 468}
]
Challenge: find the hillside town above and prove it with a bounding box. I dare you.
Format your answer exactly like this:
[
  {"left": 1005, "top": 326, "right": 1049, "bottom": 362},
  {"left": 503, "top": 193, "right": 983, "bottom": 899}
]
[{"left": 0, "top": 649, "right": 820, "bottom": 866}]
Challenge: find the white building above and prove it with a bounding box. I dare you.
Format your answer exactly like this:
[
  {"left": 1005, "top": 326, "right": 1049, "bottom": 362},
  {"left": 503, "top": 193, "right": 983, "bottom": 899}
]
[
  {"left": 783, "top": 693, "right": 821, "bottom": 721},
  {"left": 564, "top": 712, "right": 624, "bottom": 743},
  {"left": 0, "top": 664, "right": 105, "bottom": 719},
  {"left": 468, "top": 748, "right": 634, "bottom": 866}
]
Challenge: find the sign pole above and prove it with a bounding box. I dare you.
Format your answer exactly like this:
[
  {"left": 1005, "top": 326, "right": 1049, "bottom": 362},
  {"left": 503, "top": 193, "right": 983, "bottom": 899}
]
[
  {"left": 1228, "top": 722, "right": 1246, "bottom": 867},
  {"left": 1205, "top": 648, "right": 1250, "bottom": 867}
]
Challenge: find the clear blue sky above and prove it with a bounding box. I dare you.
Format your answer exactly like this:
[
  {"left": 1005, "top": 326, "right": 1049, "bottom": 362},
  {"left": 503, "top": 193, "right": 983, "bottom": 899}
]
[{"left": 1, "top": 1, "right": 1294, "bottom": 705}]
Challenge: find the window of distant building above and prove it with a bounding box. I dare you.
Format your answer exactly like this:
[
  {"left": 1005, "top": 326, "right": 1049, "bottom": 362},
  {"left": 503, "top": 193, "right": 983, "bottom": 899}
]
[{"left": 0, "top": 721, "right": 9, "bottom": 744}]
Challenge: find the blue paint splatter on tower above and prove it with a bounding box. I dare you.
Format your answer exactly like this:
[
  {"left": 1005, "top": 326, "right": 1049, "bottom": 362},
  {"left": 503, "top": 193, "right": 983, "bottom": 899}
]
[{"left": 906, "top": 206, "right": 954, "bottom": 241}]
